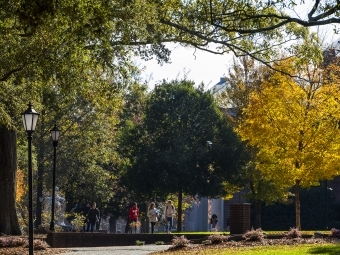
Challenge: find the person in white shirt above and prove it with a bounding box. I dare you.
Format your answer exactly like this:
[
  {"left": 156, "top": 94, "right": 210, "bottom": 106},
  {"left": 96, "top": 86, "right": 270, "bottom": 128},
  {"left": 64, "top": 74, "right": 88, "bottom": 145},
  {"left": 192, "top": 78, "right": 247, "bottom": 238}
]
[
  {"left": 165, "top": 200, "right": 175, "bottom": 234},
  {"left": 147, "top": 202, "right": 158, "bottom": 234}
]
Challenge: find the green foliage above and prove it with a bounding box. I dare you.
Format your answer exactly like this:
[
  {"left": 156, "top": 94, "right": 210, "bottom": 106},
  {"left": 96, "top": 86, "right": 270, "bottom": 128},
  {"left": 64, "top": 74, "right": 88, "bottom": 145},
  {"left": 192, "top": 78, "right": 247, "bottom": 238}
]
[
  {"left": 122, "top": 79, "right": 248, "bottom": 199},
  {"left": 202, "top": 240, "right": 212, "bottom": 245},
  {"left": 120, "top": 79, "right": 248, "bottom": 231},
  {"left": 135, "top": 240, "right": 145, "bottom": 246},
  {"left": 68, "top": 213, "right": 86, "bottom": 232}
]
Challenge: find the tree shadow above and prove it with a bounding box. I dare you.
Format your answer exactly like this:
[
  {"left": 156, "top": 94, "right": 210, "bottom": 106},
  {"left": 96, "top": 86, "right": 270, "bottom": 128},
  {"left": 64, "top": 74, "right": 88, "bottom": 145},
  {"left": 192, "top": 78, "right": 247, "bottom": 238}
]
[{"left": 308, "top": 245, "right": 340, "bottom": 255}]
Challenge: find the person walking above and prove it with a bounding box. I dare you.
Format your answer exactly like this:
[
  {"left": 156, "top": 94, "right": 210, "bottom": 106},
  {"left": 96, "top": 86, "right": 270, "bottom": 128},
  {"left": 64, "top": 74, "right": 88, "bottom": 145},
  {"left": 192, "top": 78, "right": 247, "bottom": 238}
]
[
  {"left": 210, "top": 214, "right": 218, "bottom": 231},
  {"left": 87, "top": 202, "right": 100, "bottom": 233},
  {"left": 147, "top": 202, "right": 158, "bottom": 234},
  {"left": 128, "top": 202, "right": 140, "bottom": 233},
  {"left": 165, "top": 200, "right": 175, "bottom": 234},
  {"left": 81, "top": 203, "right": 91, "bottom": 232}
]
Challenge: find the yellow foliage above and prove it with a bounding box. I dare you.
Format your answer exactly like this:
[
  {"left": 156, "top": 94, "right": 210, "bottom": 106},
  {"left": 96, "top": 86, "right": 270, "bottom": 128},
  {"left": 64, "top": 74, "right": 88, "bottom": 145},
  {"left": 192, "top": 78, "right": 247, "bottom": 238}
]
[
  {"left": 16, "top": 169, "right": 26, "bottom": 202},
  {"left": 237, "top": 60, "right": 340, "bottom": 188}
]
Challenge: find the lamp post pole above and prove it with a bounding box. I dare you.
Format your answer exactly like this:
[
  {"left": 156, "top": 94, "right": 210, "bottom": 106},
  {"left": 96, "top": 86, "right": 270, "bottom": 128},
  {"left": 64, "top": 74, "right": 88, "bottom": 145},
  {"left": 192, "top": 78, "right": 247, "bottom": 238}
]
[
  {"left": 22, "top": 103, "right": 40, "bottom": 255},
  {"left": 326, "top": 180, "right": 328, "bottom": 230},
  {"left": 49, "top": 124, "right": 60, "bottom": 231},
  {"left": 27, "top": 131, "right": 34, "bottom": 254}
]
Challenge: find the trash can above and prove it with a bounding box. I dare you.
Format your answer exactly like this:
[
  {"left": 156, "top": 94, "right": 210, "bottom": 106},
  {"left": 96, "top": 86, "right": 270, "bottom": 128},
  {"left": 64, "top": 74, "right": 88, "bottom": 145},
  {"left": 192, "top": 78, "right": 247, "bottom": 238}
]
[{"left": 230, "top": 203, "right": 251, "bottom": 234}]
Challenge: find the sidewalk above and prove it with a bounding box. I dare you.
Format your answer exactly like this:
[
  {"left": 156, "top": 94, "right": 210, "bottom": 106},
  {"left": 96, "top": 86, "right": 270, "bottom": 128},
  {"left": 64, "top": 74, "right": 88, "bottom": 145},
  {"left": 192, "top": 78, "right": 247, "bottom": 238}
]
[{"left": 60, "top": 244, "right": 172, "bottom": 255}]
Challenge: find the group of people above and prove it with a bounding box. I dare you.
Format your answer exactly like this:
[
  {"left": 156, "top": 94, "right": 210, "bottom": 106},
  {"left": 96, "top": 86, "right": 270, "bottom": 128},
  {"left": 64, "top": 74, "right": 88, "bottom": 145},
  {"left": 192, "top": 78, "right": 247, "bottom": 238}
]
[
  {"left": 147, "top": 200, "right": 176, "bottom": 234},
  {"left": 82, "top": 201, "right": 217, "bottom": 234},
  {"left": 129, "top": 200, "right": 176, "bottom": 234},
  {"left": 81, "top": 202, "right": 100, "bottom": 232}
]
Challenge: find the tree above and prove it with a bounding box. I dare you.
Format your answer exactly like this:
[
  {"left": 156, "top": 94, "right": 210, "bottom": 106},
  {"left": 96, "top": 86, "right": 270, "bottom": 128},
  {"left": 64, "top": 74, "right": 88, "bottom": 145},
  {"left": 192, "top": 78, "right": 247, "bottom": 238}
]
[
  {"left": 237, "top": 55, "right": 340, "bottom": 229},
  {"left": 158, "top": 0, "right": 340, "bottom": 67},
  {"left": 218, "top": 56, "right": 291, "bottom": 229},
  {"left": 122, "top": 79, "right": 248, "bottom": 231},
  {"left": 2, "top": 0, "right": 338, "bottom": 235},
  {"left": 0, "top": 0, "right": 170, "bottom": 234}
]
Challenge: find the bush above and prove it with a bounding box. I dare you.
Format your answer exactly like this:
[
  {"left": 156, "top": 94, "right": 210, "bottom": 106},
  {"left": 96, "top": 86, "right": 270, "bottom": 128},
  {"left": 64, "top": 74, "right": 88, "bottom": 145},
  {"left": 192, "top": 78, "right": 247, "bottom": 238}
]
[
  {"left": 68, "top": 213, "right": 86, "bottom": 232},
  {"left": 0, "top": 237, "right": 27, "bottom": 247},
  {"left": 202, "top": 240, "right": 212, "bottom": 245},
  {"left": 242, "top": 228, "right": 266, "bottom": 242},
  {"left": 33, "top": 239, "right": 49, "bottom": 250},
  {"left": 207, "top": 234, "right": 228, "bottom": 244},
  {"left": 155, "top": 241, "right": 164, "bottom": 245},
  {"left": 284, "top": 227, "right": 302, "bottom": 239},
  {"left": 330, "top": 228, "right": 340, "bottom": 238},
  {"left": 135, "top": 240, "right": 145, "bottom": 246},
  {"left": 172, "top": 235, "right": 190, "bottom": 247}
]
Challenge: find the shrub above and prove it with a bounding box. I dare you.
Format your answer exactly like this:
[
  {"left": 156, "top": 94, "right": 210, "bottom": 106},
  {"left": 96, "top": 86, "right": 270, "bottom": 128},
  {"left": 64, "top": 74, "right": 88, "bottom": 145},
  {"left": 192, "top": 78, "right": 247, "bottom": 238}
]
[
  {"left": 207, "top": 233, "right": 228, "bottom": 244},
  {"left": 155, "top": 241, "right": 164, "bottom": 245},
  {"left": 284, "top": 227, "right": 302, "bottom": 239},
  {"left": 135, "top": 240, "right": 145, "bottom": 246},
  {"left": 242, "top": 228, "right": 266, "bottom": 242},
  {"left": 172, "top": 235, "right": 190, "bottom": 247},
  {"left": 202, "top": 240, "right": 212, "bottom": 245},
  {"left": 69, "top": 213, "right": 86, "bottom": 232},
  {"left": 330, "top": 228, "right": 340, "bottom": 238},
  {"left": 33, "top": 239, "right": 49, "bottom": 250},
  {"left": 0, "top": 237, "right": 27, "bottom": 247}
]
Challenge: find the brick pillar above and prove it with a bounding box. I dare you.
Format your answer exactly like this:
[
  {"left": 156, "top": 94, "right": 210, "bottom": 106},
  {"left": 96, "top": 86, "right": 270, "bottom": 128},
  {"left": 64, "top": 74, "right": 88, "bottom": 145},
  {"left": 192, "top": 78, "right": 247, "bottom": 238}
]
[{"left": 229, "top": 203, "right": 251, "bottom": 234}]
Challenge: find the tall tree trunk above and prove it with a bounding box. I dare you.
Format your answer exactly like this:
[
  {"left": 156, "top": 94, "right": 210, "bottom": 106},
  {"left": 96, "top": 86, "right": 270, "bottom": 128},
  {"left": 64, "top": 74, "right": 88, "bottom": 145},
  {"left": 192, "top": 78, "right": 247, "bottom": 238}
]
[
  {"left": 295, "top": 179, "right": 301, "bottom": 230},
  {"left": 35, "top": 149, "right": 44, "bottom": 228},
  {"left": 145, "top": 202, "right": 149, "bottom": 233},
  {"left": 35, "top": 111, "right": 46, "bottom": 228},
  {"left": 177, "top": 186, "right": 182, "bottom": 232},
  {"left": 254, "top": 200, "right": 261, "bottom": 229},
  {"left": 0, "top": 127, "right": 22, "bottom": 235}
]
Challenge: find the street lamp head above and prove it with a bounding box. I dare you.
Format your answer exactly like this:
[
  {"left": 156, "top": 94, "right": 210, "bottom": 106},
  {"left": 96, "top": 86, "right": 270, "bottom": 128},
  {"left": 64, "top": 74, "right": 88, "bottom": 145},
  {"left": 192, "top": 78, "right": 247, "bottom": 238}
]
[
  {"left": 51, "top": 123, "right": 60, "bottom": 146},
  {"left": 22, "top": 102, "right": 40, "bottom": 133}
]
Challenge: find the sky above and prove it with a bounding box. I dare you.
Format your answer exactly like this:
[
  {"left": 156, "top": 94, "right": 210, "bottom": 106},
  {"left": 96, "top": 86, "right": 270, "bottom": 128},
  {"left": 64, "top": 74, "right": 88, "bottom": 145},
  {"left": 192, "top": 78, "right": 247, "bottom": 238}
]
[
  {"left": 138, "top": 32, "right": 339, "bottom": 91},
  {"left": 137, "top": 43, "right": 232, "bottom": 91},
  {"left": 137, "top": 3, "right": 340, "bottom": 92}
]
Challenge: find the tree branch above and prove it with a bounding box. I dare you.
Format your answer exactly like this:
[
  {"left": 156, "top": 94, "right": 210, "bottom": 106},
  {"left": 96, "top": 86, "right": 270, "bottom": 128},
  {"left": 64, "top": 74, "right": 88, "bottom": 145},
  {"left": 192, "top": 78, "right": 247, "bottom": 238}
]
[
  {"left": 308, "top": 0, "right": 320, "bottom": 20},
  {"left": 0, "top": 66, "right": 25, "bottom": 82}
]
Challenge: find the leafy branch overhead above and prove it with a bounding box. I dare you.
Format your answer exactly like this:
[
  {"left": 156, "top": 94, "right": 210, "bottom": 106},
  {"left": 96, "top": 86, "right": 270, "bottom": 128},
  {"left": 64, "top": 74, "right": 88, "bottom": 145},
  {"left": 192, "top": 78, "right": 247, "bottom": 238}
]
[
  {"left": 2, "top": 0, "right": 340, "bottom": 83},
  {"left": 158, "top": 0, "right": 331, "bottom": 68}
]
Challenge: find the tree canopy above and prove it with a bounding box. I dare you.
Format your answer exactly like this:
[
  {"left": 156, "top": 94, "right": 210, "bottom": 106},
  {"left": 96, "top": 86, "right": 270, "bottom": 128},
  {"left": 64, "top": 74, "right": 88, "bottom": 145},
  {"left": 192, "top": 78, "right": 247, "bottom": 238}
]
[
  {"left": 121, "top": 79, "right": 248, "bottom": 231},
  {"left": 237, "top": 57, "right": 340, "bottom": 229},
  {"left": 156, "top": 0, "right": 335, "bottom": 66},
  {"left": 2, "top": 0, "right": 340, "bottom": 235}
]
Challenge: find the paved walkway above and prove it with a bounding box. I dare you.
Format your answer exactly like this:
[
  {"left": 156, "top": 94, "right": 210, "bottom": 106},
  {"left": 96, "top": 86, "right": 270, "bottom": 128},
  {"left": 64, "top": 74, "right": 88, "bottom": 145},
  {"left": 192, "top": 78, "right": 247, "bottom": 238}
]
[{"left": 60, "top": 245, "right": 172, "bottom": 255}]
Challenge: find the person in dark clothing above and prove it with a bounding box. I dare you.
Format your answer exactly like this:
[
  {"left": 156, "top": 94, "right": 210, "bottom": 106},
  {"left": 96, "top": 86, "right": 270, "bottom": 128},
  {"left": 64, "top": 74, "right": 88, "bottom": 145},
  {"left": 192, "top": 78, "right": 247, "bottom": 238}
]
[
  {"left": 87, "top": 202, "right": 100, "bottom": 232},
  {"left": 81, "top": 203, "right": 91, "bottom": 232},
  {"left": 210, "top": 214, "right": 218, "bottom": 230}
]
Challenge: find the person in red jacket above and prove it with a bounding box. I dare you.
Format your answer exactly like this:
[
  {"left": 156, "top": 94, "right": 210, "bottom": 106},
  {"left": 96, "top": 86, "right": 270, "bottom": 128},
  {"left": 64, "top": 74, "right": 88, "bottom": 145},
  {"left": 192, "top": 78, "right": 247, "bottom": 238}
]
[{"left": 128, "top": 202, "right": 139, "bottom": 233}]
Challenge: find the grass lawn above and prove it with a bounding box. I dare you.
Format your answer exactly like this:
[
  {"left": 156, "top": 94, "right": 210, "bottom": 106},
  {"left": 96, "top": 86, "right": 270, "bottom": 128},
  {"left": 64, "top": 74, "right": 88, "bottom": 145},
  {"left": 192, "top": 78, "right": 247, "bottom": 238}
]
[{"left": 153, "top": 244, "right": 340, "bottom": 254}]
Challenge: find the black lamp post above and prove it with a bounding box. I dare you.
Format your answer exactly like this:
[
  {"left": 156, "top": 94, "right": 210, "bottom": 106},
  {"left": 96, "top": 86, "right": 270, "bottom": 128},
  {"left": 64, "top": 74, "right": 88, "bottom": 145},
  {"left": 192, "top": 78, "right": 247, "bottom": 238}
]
[
  {"left": 22, "top": 103, "right": 40, "bottom": 255},
  {"left": 49, "top": 123, "right": 60, "bottom": 231}
]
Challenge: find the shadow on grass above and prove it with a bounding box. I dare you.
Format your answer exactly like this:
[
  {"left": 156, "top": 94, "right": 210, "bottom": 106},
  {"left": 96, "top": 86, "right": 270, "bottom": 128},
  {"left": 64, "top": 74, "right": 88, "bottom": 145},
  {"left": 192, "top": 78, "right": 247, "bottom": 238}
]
[{"left": 308, "top": 245, "right": 340, "bottom": 255}]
